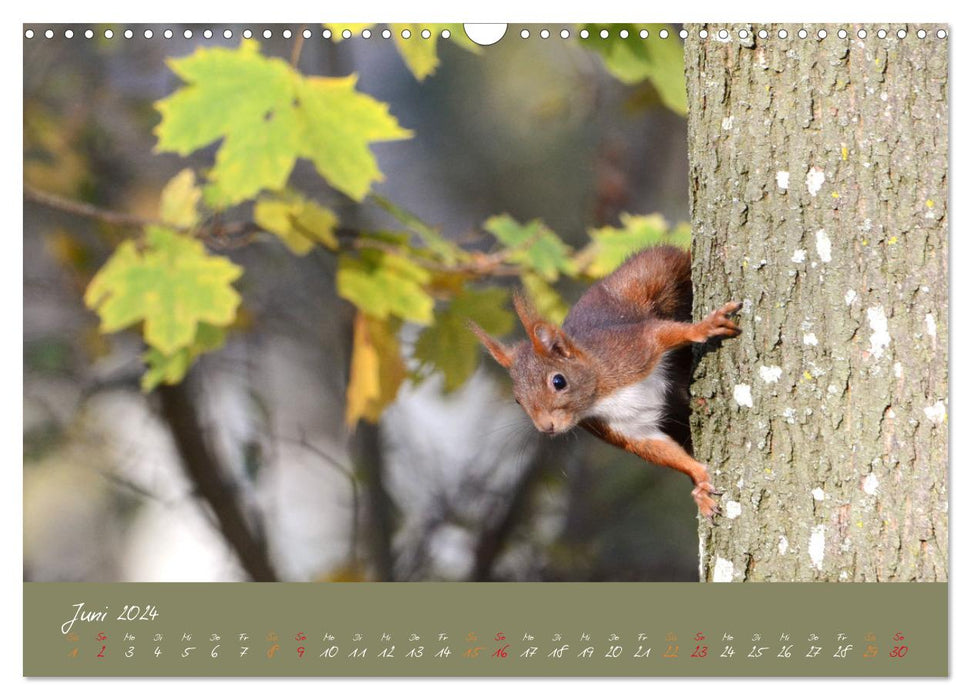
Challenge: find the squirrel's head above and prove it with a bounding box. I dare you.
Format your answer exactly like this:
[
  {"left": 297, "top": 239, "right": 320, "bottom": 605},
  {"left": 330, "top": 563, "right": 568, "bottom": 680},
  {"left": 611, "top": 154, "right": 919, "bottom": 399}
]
[{"left": 470, "top": 292, "right": 598, "bottom": 435}]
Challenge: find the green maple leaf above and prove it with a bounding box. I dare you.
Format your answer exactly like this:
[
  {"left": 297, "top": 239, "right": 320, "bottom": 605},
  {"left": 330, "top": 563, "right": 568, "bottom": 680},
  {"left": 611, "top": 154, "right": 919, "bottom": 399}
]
[
  {"left": 414, "top": 288, "right": 514, "bottom": 392},
  {"left": 254, "top": 192, "right": 339, "bottom": 255},
  {"left": 580, "top": 24, "right": 687, "bottom": 116},
  {"left": 154, "top": 40, "right": 411, "bottom": 207},
  {"left": 484, "top": 215, "right": 574, "bottom": 281},
  {"left": 141, "top": 323, "right": 226, "bottom": 391},
  {"left": 389, "top": 24, "right": 481, "bottom": 81},
  {"left": 336, "top": 248, "right": 434, "bottom": 324},
  {"left": 577, "top": 213, "right": 691, "bottom": 277},
  {"left": 328, "top": 23, "right": 480, "bottom": 81},
  {"left": 84, "top": 226, "right": 243, "bottom": 356}
]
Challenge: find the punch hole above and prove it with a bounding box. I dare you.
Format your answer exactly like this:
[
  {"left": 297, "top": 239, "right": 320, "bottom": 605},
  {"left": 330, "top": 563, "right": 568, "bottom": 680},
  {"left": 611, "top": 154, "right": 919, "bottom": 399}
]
[
  {"left": 164, "top": 29, "right": 173, "bottom": 39},
  {"left": 66, "top": 29, "right": 75, "bottom": 38},
  {"left": 45, "top": 29, "right": 53, "bottom": 39},
  {"left": 738, "top": 29, "right": 749, "bottom": 39},
  {"left": 798, "top": 28, "right": 808, "bottom": 38},
  {"left": 541, "top": 29, "right": 550, "bottom": 39},
  {"left": 837, "top": 29, "right": 847, "bottom": 39},
  {"left": 917, "top": 29, "right": 926, "bottom": 39},
  {"left": 600, "top": 29, "right": 609, "bottom": 39},
  {"left": 282, "top": 29, "right": 292, "bottom": 39},
  {"left": 263, "top": 29, "right": 272, "bottom": 39},
  {"left": 421, "top": 29, "right": 431, "bottom": 39},
  {"left": 659, "top": 29, "right": 669, "bottom": 39},
  {"left": 224, "top": 29, "right": 233, "bottom": 39},
  {"left": 877, "top": 29, "right": 887, "bottom": 39},
  {"left": 638, "top": 29, "right": 648, "bottom": 38},
  {"left": 381, "top": 29, "right": 391, "bottom": 39},
  {"left": 464, "top": 24, "right": 507, "bottom": 46},
  {"left": 104, "top": 29, "right": 113, "bottom": 39},
  {"left": 184, "top": 29, "right": 193, "bottom": 39},
  {"left": 24, "top": 29, "right": 34, "bottom": 39},
  {"left": 520, "top": 29, "right": 530, "bottom": 39},
  {"left": 936, "top": 29, "right": 946, "bottom": 38},
  {"left": 778, "top": 29, "right": 788, "bottom": 39},
  {"left": 401, "top": 29, "right": 412, "bottom": 39},
  {"left": 679, "top": 29, "right": 688, "bottom": 39},
  {"left": 718, "top": 29, "right": 728, "bottom": 40},
  {"left": 322, "top": 29, "right": 332, "bottom": 39},
  {"left": 302, "top": 29, "right": 312, "bottom": 39},
  {"left": 857, "top": 29, "right": 867, "bottom": 39},
  {"left": 440, "top": 29, "right": 450, "bottom": 39},
  {"left": 203, "top": 29, "right": 213, "bottom": 39},
  {"left": 619, "top": 29, "right": 628, "bottom": 39},
  {"left": 86, "top": 29, "right": 94, "bottom": 39},
  {"left": 362, "top": 29, "right": 372, "bottom": 39},
  {"left": 243, "top": 29, "right": 253, "bottom": 39},
  {"left": 758, "top": 29, "right": 768, "bottom": 39},
  {"left": 897, "top": 29, "right": 906, "bottom": 39},
  {"left": 699, "top": 29, "right": 708, "bottom": 39},
  {"left": 817, "top": 29, "right": 827, "bottom": 39},
  {"left": 560, "top": 29, "right": 570, "bottom": 39}
]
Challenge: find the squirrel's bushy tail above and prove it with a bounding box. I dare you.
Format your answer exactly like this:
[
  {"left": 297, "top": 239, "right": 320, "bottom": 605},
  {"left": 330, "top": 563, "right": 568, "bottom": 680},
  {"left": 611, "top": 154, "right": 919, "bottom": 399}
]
[{"left": 606, "top": 245, "right": 693, "bottom": 321}]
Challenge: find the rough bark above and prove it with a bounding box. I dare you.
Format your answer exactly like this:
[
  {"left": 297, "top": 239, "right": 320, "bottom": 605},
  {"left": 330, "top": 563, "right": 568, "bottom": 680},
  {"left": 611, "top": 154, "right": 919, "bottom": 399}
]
[{"left": 685, "top": 24, "right": 948, "bottom": 581}]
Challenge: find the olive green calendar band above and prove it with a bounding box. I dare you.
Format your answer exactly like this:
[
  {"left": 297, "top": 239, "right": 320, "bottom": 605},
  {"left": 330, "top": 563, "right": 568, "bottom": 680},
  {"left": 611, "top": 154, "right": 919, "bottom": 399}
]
[{"left": 24, "top": 582, "right": 946, "bottom": 677}]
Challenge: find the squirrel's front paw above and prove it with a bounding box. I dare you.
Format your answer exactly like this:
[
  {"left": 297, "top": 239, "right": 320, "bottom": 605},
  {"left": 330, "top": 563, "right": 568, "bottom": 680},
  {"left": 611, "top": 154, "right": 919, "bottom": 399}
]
[
  {"left": 692, "top": 481, "right": 722, "bottom": 522},
  {"left": 701, "top": 301, "right": 742, "bottom": 340}
]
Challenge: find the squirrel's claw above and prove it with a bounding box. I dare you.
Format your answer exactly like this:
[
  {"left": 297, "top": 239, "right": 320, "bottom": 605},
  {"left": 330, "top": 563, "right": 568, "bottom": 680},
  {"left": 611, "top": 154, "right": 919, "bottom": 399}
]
[{"left": 692, "top": 481, "right": 722, "bottom": 521}]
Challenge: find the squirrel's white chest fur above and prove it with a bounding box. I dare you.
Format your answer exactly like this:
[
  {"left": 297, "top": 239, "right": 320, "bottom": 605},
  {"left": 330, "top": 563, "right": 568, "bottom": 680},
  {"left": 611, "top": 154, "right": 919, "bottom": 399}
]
[{"left": 585, "top": 361, "right": 671, "bottom": 441}]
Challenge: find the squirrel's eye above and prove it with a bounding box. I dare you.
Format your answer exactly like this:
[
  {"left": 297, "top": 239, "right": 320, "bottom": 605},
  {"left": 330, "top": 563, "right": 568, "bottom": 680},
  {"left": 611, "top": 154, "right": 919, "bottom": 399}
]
[{"left": 551, "top": 374, "right": 567, "bottom": 391}]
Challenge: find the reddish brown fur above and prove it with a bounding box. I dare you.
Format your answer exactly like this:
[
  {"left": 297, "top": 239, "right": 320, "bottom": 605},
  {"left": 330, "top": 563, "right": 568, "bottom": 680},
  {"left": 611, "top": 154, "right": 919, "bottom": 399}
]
[{"left": 471, "top": 245, "right": 741, "bottom": 520}]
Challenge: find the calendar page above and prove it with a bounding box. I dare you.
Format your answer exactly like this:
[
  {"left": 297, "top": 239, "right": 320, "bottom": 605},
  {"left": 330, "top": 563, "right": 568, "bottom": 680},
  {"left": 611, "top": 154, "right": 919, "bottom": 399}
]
[{"left": 22, "top": 22, "right": 948, "bottom": 678}]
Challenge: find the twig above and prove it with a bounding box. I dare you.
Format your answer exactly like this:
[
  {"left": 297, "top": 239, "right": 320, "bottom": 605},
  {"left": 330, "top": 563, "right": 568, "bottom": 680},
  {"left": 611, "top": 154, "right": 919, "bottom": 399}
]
[
  {"left": 24, "top": 183, "right": 179, "bottom": 231},
  {"left": 25, "top": 183, "right": 531, "bottom": 279},
  {"left": 290, "top": 25, "right": 307, "bottom": 67},
  {"left": 157, "top": 376, "right": 279, "bottom": 582}
]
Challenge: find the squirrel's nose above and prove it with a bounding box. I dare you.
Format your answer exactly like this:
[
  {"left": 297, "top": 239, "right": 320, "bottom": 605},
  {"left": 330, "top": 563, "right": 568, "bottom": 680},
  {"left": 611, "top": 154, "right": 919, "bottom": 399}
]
[{"left": 543, "top": 421, "right": 556, "bottom": 434}]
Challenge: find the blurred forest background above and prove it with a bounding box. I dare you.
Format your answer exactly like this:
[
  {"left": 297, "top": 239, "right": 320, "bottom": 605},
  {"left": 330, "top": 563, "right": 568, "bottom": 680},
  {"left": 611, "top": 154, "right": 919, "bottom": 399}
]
[{"left": 23, "top": 24, "right": 697, "bottom": 582}]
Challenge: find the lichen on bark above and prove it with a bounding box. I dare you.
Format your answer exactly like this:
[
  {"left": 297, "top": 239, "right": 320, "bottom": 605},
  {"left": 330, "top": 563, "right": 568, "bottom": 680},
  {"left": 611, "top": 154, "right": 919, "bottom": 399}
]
[{"left": 686, "top": 24, "right": 948, "bottom": 582}]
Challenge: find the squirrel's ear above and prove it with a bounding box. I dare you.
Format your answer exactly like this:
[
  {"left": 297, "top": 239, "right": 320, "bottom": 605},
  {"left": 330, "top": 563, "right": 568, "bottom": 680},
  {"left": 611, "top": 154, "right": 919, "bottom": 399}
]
[
  {"left": 514, "top": 290, "right": 582, "bottom": 360},
  {"left": 469, "top": 321, "right": 514, "bottom": 369},
  {"left": 532, "top": 323, "right": 582, "bottom": 360}
]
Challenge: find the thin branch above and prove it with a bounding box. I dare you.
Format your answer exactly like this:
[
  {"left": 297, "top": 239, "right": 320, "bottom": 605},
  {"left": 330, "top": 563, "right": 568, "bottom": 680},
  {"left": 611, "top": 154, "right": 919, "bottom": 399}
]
[
  {"left": 156, "top": 376, "right": 279, "bottom": 582},
  {"left": 24, "top": 183, "right": 176, "bottom": 231},
  {"left": 290, "top": 25, "right": 307, "bottom": 67},
  {"left": 26, "top": 183, "right": 530, "bottom": 279}
]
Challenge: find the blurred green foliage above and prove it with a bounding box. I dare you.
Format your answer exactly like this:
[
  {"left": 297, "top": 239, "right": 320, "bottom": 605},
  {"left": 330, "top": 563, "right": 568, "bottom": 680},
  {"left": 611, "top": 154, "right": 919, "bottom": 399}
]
[{"left": 67, "top": 29, "right": 690, "bottom": 425}]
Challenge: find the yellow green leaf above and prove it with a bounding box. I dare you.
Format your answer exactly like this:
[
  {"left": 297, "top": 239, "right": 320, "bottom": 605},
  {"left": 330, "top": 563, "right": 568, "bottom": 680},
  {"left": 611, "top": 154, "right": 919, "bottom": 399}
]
[
  {"left": 522, "top": 273, "right": 569, "bottom": 325},
  {"left": 370, "top": 194, "right": 463, "bottom": 265},
  {"left": 141, "top": 323, "right": 226, "bottom": 391},
  {"left": 159, "top": 168, "right": 202, "bottom": 228},
  {"left": 254, "top": 192, "right": 339, "bottom": 255},
  {"left": 154, "top": 40, "right": 411, "bottom": 207},
  {"left": 84, "top": 226, "right": 242, "bottom": 356},
  {"left": 346, "top": 313, "right": 406, "bottom": 426},
  {"left": 576, "top": 213, "right": 691, "bottom": 278},
  {"left": 484, "top": 214, "right": 573, "bottom": 281},
  {"left": 336, "top": 249, "right": 434, "bottom": 324},
  {"left": 390, "top": 24, "right": 481, "bottom": 81},
  {"left": 579, "top": 24, "right": 687, "bottom": 116},
  {"left": 414, "top": 288, "right": 514, "bottom": 392}
]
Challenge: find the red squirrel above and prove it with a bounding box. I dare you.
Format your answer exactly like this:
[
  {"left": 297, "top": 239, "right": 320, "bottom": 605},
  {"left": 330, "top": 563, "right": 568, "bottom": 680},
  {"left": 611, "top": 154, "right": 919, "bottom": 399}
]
[{"left": 470, "top": 246, "right": 741, "bottom": 520}]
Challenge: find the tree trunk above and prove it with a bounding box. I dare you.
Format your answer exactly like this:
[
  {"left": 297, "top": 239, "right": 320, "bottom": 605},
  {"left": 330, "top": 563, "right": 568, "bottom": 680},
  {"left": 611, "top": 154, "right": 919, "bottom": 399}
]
[{"left": 685, "top": 24, "right": 948, "bottom": 582}]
